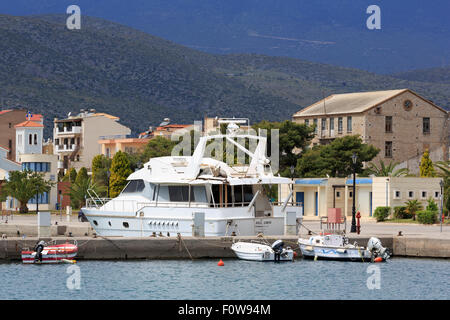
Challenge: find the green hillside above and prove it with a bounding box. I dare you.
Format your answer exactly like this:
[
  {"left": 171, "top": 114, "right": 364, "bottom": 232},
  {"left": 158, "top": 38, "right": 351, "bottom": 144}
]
[
  {"left": 391, "top": 67, "right": 450, "bottom": 84},
  {"left": 0, "top": 14, "right": 449, "bottom": 138}
]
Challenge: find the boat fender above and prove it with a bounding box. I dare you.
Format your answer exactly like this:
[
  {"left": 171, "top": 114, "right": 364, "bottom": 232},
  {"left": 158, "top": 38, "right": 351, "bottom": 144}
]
[{"left": 374, "top": 257, "right": 383, "bottom": 263}]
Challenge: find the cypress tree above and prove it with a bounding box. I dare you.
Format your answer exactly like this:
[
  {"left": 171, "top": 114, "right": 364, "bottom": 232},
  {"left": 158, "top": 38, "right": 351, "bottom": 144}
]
[
  {"left": 419, "top": 149, "right": 435, "bottom": 177},
  {"left": 110, "top": 151, "right": 132, "bottom": 198}
]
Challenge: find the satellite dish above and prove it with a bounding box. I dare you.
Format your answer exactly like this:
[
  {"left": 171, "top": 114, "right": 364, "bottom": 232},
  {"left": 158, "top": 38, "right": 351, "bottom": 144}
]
[{"left": 68, "top": 112, "right": 72, "bottom": 117}]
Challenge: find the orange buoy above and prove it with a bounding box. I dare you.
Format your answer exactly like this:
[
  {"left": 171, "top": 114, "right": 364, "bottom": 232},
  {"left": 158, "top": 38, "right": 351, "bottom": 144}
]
[
  {"left": 374, "top": 257, "right": 383, "bottom": 263},
  {"left": 217, "top": 259, "right": 224, "bottom": 266},
  {"left": 293, "top": 251, "right": 298, "bottom": 258}
]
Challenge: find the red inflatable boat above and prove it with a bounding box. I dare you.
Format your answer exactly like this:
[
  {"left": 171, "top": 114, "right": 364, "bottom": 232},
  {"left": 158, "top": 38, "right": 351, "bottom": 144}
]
[{"left": 21, "top": 242, "right": 78, "bottom": 264}]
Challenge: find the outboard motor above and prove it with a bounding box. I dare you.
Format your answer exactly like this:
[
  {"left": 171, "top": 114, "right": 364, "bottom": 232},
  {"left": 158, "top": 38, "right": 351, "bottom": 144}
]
[
  {"left": 34, "top": 240, "right": 46, "bottom": 262},
  {"left": 367, "top": 237, "right": 390, "bottom": 261},
  {"left": 271, "top": 240, "right": 284, "bottom": 262}
]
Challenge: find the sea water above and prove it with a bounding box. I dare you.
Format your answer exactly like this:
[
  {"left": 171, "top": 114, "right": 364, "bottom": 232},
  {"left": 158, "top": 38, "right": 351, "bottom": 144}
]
[{"left": 0, "top": 258, "right": 448, "bottom": 300}]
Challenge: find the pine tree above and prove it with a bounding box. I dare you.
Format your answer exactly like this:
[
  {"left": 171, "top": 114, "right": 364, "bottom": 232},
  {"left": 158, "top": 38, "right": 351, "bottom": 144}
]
[
  {"left": 75, "top": 167, "right": 89, "bottom": 184},
  {"left": 110, "top": 151, "right": 132, "bottom": 198},
  {"left": 68, "top": 168, "right": 77, "bottom": 183},
  {"left": 419, "top": 149, "right": 435, "bottom": 177},
  {"left": 92, "top": 154, "right": 111, "bottom": 190}
]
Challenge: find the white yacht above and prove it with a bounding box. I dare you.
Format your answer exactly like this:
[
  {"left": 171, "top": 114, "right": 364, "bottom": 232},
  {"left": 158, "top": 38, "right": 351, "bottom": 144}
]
[{"left": 82, "top": 118, "right": 302, "bottom": 237}]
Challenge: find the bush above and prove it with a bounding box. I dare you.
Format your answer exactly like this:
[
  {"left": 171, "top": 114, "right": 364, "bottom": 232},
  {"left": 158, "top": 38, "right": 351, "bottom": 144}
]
[
  {"left": 393, "top": 206, "right": 411, "bottom": 219},
  {"left": 374, "top": 206, "right": 391, "bottom": 222},
  {"left": 417, "top": 210, "right": 438, "bottom": 224},
  {"left": 426, "top": 197, "right": 439, "bottom": 212}
]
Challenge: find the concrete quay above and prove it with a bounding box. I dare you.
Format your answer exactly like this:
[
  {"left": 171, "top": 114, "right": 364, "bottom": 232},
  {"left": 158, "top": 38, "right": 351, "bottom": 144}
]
[{"left": 0, "top": 214, "right": 449, "bottom": 261}]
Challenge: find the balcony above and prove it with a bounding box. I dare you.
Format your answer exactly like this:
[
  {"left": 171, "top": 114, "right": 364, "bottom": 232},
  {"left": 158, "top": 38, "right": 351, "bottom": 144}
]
[
  {"left": 56, "top": 126, "right": 82, "bottom": 135},
  {"left": 55, "top": 144, "right": 76, "bottom": 152}
]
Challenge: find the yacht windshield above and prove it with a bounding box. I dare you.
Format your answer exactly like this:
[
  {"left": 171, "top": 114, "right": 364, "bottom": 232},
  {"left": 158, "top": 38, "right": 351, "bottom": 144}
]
[{"left": 122, "top": 180, "right": 146, "bottom": 193}]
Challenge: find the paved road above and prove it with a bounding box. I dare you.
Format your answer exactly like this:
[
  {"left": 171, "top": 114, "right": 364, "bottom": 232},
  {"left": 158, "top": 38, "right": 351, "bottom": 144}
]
[{"left": 301, "top": 220, "right": 450, "bottom": 238}]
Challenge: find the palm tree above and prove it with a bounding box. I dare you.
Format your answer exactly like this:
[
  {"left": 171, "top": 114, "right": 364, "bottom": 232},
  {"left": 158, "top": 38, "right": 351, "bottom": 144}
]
[
  {"left": 2, "top": 170, "right": 54, "bottom": 213},
  {"left": 434, "top": 160, "right": 450, "bottom": 177},
  {"left": 405, "top": 199, "right": 423, "bottom": 221},
  {"left": 66, "top": 177, "right": 104, "bottom": 209},
  {"left": 366, "top": 160, "right": 409, "bottom": 177}
]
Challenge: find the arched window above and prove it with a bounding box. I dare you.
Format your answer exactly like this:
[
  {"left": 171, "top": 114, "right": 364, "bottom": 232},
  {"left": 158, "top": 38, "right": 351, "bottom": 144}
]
[
  {"left": 34, "top": 134, "right": 37, "bottom": 145},
  {"left": 29, "top": 134, "right": 32, "bottom": 145}
]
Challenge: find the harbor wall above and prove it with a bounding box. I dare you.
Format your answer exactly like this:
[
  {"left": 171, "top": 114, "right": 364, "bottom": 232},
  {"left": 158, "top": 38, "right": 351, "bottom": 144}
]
[{"left": 0, "top": 234, "right": 448, "bottom": 261}]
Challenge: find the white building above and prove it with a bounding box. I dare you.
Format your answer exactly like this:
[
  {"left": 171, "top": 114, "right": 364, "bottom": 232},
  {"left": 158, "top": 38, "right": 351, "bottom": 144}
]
[
  {"left": 15, "top": 120, "right": 44, "bottom": 162},
  {"left": 279, "top": 177, "right": 443, "bottom": 219}
]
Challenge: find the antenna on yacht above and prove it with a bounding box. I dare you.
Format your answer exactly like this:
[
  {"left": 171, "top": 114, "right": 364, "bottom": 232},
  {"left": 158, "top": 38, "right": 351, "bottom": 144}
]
[{"left": 217, "top": 118, "right": 250, "bottom": 136}]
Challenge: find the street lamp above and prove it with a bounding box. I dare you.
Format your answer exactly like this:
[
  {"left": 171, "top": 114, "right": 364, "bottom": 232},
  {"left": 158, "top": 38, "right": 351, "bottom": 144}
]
[
  {"left": 440, "top": 179, "right": 444, "bottom": 233},
  {"left": 350, "top": 152, "right": 357, "bottom": 233},
  {"left": 106, "top": 169, "right": 111, "bottom": 198},
  {"left": 290, "top": 165, "right": 295, "bottom": 206},
  {"left": 36, "top": 186, "right": 39, "bottom": 215}
]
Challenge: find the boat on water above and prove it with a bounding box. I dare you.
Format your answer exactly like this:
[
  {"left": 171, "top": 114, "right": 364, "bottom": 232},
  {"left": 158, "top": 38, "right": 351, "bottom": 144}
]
[
  {"left": 298, "top": 234, "right": 390, "bottom": 262},
  {"left": 82, "top": 118, "right": 302, "bottom": 237},
  {"left": 21, "top": 241, "right": 78, "bottom": 264},
  {"left": 231, "top": 240, "right": 295, "bottom": 262}
]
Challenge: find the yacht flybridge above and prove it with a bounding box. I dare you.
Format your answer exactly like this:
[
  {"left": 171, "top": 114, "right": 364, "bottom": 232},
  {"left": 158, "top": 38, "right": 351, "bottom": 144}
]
[{"left": 82, "top": 118, "right": 302, "bottom": 237}]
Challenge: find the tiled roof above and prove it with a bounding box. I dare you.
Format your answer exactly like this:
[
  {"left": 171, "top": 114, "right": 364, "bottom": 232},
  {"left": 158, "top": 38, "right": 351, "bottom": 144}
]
[
  {"left": 0, "top": 110, "right": 12, "bottom": 115},
  {"left": 93, "top": 112, "right": 119, "bottom": 120},
  {"left": 14, "top": 120, "right": 44, "bottom": 128},
  {"left": 294, "top": 89, "right": 409, "bottom": 117}
]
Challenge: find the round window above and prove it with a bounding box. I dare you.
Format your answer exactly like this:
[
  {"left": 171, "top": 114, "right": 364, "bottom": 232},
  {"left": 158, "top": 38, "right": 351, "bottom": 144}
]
[{"left": 403, "top": 99, "right": 413, "bottom": 111}]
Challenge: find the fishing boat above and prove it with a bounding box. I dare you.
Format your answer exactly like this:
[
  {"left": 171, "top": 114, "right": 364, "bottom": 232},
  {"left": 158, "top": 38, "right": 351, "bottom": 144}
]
[
  {"left": 298, "top": 234, "right": 390, "bottom": 262},
  {"left": 21, "top": 241, "right": 78, "bottom": 264},
  {"left": 82, "top": 118, "right": 302, "bottom": 237},
  {"left": 231, "top": 240, "right": 295, "bottom": 261}
]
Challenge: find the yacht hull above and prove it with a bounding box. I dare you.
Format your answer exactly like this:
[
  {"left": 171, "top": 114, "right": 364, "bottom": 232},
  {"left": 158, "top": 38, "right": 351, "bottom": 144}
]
[{"left": 82, "top": 207, "right": 298, "bottom": 237}]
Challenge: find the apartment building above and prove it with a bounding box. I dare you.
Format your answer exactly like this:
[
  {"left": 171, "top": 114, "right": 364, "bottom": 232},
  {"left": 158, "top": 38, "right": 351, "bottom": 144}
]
[
  {"left": 292, "top": 89, "right": 449, "bottom": 172},
  {"left": 53, "top": 110, "right": 131, "bottom": 172},
  {"left": 98, "top": 136, "right": 150, "bottom": 159}
]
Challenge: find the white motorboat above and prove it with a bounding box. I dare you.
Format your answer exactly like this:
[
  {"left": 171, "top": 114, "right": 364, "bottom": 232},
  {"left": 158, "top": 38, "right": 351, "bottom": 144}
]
[
  {"left": 82, "top": 118, "right": 302, "bottom": 237},
  {"left": 298, "top": 234, "right": 390, "bottom": 262},
  {"left": 231, "top": 240, "right": 295, "bottom": 262}
]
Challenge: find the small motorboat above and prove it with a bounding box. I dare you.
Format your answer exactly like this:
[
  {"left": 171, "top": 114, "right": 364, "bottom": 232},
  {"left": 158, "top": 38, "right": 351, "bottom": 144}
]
[
  {"left": 21, "top": 240, "right": 78, "bottom": 264},
  {"left": 298, "top": 234, "right": 390, "bottom": 262},
  {"left": 231, "top": 240, "right": 295, "bottom": 262}
]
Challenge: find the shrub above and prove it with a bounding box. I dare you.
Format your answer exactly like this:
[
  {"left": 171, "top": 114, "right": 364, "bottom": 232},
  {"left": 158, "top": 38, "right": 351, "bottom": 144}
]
[
  {"left": 393, "top": 206, "right": 411, "bottom": 219},
  {"left": 374, "top": 206, "right": 391, "bottom": 222},
  {"left": 417, "top": 210, "right": 437, "bottom": 224},
  {"left": 405, "top": 199, "right": 423, "bottom": 221},
  {"left": 426, "top": 197, "right": 439, "bottom": 212}
]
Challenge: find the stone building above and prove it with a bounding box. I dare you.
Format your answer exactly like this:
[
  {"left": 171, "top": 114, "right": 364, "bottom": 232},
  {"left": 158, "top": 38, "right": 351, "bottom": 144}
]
[{"left": 292, "top": 89, "right": 449, "bottom": 173}]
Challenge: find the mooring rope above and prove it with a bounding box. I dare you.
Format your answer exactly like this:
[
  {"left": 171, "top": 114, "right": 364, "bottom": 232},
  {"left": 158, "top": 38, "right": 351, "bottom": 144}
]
[
  {"left": 177, "top": 233, "right": 193, "bottom": 260},
  {"left": 299, "top": 222, "right": 318, "bottom": 235}
]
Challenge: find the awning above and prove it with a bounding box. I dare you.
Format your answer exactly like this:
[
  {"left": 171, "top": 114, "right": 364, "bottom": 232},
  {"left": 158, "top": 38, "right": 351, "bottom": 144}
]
[
  {"left": 295, "top": 178, "right": 328, "bottom": 185},
  {"left": 345, "top": 178, "right": 373, "bottom": 185}
]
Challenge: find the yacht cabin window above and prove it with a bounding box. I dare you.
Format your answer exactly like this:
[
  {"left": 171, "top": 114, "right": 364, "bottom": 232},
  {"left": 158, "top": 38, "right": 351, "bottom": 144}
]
[{"left": 122, "top": 180, "right": 146, "bottom": 193}]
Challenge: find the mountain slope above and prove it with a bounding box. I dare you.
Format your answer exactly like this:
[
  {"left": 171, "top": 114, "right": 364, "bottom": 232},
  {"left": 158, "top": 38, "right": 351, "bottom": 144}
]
[
  {"left": 0, "top": 14, "right": 449, "bottom": 139},
  {"left": 0, "top": 0, "right": 449, "bottom": 73},
  {"left": 391, "top": 67, "right": 450, "bottom": 84},
  {"left": 0, "top": 14, "right": 298, "bottom": 136}
]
